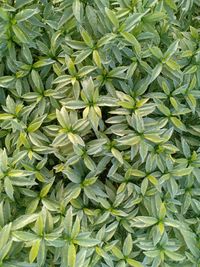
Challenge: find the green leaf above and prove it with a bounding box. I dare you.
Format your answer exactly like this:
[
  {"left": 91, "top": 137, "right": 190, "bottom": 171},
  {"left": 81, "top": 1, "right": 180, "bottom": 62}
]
[
  {"left": 0, "top": 240, "right": 13, "bottom": 261},
  {"left": 64, "top": 207, "right": 73, "bottom": 236},
  {"left": 108, "top": 66, "right": 128, "bottom": 78},
  {"left": 35, "top": 214, "right": 44, "bottom": 236},
  {"left": 127, "top": 259, "right": 143, "bottom": 267},
  {"left": 0, "top": 76, "right": 15, "bottom": 87},
  {"left": 0, "top": 223, "right": 12, "bottom": 250},
  {"left": 56, "top": 107, "right": 70, "bottom": 128},
  {"left": 170, "top": 117, "right": 186, "bottom": 131},
  {"left": 68, "top": 244, "right": 76, "bottom": 267},
  {"left": 74, "top": 238, "right": 100, "bottom": 247},
  {"left": 40, "top": 178, "right": 54, "bottom": 198},
  {"left": 64, "top": 100, "right": 86, "bottom": 109},
  {"left": 132, "top": 216, "right": 158, "bottom": 227},
  {"left": 149, "top": 63, "right": 162, "bottom": 83},
  {"left": 157, "top": 104, "right": 171, "bottom": 116},
  {"left": 4, "top": 177, "right": 14, "bottom": 200},
  {"left": 75, "top": 49, "right": 92, "bottom": 64},
  {"left": 179, "top": 230, "right": 199, "bottom": 257},
  {"left": 172, "top": 167, "right": 192, "bottom": 176},
  {"left": 15, "top": 0, "right": 34, "bottom": 8},
  {"left": 12, "top": 25, "right": 29, "bottom": 43},
  {"left": 150, "top": 46, "right": 163, "bottom": 59},
  {"left": 72, "top": 0, "right": 82, "bottom": 22},
  {"left": 15, "top": 8, "right": 39, "bottom": 22},
  {"left": 144, "top": 134, "right": 162, "bottom": 143},
  {"left": 78, "top": 66, "right": 97, "bottom": 78},
  {"left": 93, "top": 50, "right": 102, "bottom": 68},
  {"left": 75, "top": 249, "right": 87, "bottom": 267},
  {"left": 0, "top": 8, "right": 9, "bottom": 21},
  {"left": 159, "top": 203, "right": 166, "bottom": 219},
  {"left": 111, "top": 148, "right": 123, "bottom": 164},
  {"left": 97, "top": 33, "right": 117, "bottom": 47},
  {"left": 105, "top": 7, "right": 119, "bottom": 28},
  {"left": 118, "top": 135, "right": 141, "bottom": 146},
  {"left": 13, "top": 231, "right": 38, "bottom": 242},
  {"left": 29, "top": 239, "right": 41, "bottom": 263},
  {"left": 68, "top": 132, "right": 85, "bottom": 146},
  {"left": 0, "top": 113, "right": 14, "bottom": 120},
  {"left": 33, "top": 58, "right": 55, "bottom": 68},
  {"left": 111, "top": 246, "right": 124, "bottom": 259},
  {"left": 166, "top": 59, "right": 180, "bottom": 70},
  {"left": 123, "top": 234, "right": 133, "bottom": 256},
  {"left": 165, "top": 0, "right": 177, "bottom": 10},
  {"left": 121, "top": 32, "right": 141, "bottom": 54},
  {"left": 80, "top": 28, "right": 93, "bottom": 48},
  {"left": 163, "top": 40, "right": 179, "bottom": 61},
  {"left": 123, "top": 11, "right": 148, "bottom": 32},
  {"left": 129, "top": 169, "right": 145, "bottom": 177},
  {"left": 31, "top": 69, "right": 43, "bottom": 91},
  {"left": 164, "top": 251, "right": 185, "bottom": 261},
  {"left": 27, "top": 115, "right": 46, "bottom": 132},
  {"left": 71, "top": 216, "right": 80, "bottom": 239},
  {"left": 12, "top": 214, "right": 38, "bottom": 230}
]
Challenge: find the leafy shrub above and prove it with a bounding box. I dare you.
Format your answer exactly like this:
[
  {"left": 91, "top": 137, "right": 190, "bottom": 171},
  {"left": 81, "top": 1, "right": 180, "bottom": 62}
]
[{"left": 0, "top": 0, "right": 200, "bottom": 266}]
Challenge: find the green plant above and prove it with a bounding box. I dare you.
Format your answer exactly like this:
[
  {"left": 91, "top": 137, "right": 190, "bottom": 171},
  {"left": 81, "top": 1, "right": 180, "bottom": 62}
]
[{"left": 0, "top": 0, "right": 200, "bottom": 266}]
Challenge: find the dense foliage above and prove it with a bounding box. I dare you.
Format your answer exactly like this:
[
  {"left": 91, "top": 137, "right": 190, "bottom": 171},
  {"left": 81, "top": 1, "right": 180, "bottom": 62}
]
[{"left": 0, "top": 0, "right": 200, "bottom": 266}]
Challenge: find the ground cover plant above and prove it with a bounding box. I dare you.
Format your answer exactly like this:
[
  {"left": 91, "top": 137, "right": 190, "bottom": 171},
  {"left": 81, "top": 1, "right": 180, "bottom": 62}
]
[{"left": 0, "top": 0, "right": 200, "bottom": 266}]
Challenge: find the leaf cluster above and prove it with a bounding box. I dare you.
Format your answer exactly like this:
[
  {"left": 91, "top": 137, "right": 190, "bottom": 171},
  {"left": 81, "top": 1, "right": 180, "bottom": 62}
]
[{"left": 0, "top": 0, "right": 200, "bottom": 266}]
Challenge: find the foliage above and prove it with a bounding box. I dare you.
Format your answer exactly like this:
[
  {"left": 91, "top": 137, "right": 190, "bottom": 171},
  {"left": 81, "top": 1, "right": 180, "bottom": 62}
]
[{"left": 0, "top": 0, "right": 200, "bottom": 266}]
